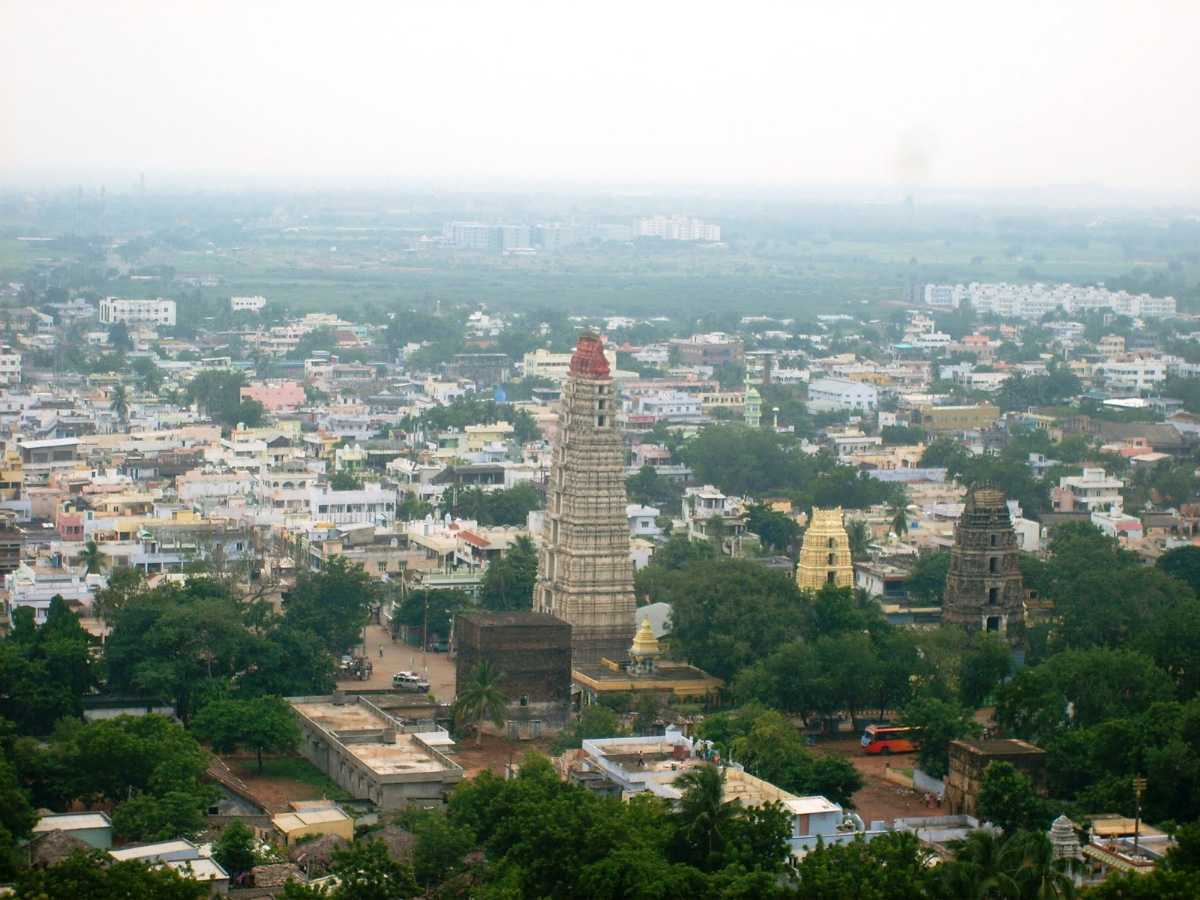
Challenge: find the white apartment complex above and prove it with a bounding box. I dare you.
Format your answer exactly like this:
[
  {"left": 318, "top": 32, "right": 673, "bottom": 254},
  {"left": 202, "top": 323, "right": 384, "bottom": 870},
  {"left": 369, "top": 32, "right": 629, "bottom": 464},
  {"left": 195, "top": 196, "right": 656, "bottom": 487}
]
[
  {"left": 1054, "top": 468, "right": 1125, "bottom": 513},
  {"left": 1097, "top": 358, "right": 1167, "bottom": 392},
  {"left": 635, "top": 215, "right": 721, "bottom": 242},
  {"left": 230, "top": 295, "right": 267, "bottom": 312},
  {"left": 924, "top": 282, "right": 1176, "bottom": 320},
  {"left": 99, "top": 297, "right": 177, "bottom": 327},
  {"left": 806, "top": 377, "right": 879, "bottom": 413}
]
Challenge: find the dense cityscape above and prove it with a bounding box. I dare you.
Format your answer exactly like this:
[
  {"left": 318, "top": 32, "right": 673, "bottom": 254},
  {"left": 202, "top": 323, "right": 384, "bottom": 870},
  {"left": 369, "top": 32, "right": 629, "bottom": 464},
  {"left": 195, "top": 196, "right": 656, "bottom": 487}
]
[{"left": 4, "top": 3, "right": 1200, "bottom": 899}]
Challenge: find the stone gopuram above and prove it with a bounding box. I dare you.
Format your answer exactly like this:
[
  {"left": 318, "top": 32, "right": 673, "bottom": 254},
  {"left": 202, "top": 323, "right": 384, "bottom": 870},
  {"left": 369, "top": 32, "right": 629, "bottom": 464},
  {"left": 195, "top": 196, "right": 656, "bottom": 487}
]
[
  {"left": 943, "top": 485, "right": 1026, "bottom": 641},
  {"left": 795, "top": 507, "right": 854, "bottom": 590},
  {"left": 535, "top": 333, "right": 637, "bottom": 666}
]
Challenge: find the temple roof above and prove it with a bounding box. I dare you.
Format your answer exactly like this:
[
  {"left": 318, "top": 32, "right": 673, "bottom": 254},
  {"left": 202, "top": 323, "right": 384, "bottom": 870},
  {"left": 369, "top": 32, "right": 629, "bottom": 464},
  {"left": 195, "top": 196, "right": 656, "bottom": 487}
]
[{"left": 569, "top": 333, "right": 610, "bottom": 379}]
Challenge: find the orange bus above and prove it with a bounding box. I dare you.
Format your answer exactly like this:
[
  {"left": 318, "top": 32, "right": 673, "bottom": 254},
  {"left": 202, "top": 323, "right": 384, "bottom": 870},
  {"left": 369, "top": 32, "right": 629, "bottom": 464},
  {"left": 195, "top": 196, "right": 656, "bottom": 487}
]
[{"left": 861, "top": 724, "right": 918, "bottom": 755}]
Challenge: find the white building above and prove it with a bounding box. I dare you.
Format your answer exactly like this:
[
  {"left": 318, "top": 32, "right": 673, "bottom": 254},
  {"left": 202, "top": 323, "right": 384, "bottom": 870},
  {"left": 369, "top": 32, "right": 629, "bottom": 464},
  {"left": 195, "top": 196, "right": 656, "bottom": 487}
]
[
  {"left": 98, "top": 297, "right": 176, "bottom": 327},
  {"left": 522, "top": 347, "right": 618, "bottom": 381},
  {"left": 1097, "top": 358, "right": 1167, "bottom": 393},
  {"left": 635, "top": 215, "right": 721, "bottom": 242},
  {"left": 1054, "top": 468, "right": 1124, "bottom": 513},
  {"left": 310, "top": 484, "right": 399, "bottom": 526},
  {"left": 626, "top": 504, "right": 662, "bottom": 539},
  {"left": 806, "top": 378, "right": 879, "bottom": 413},
  {"left": 230, "top": 295, "right": 267, "bottom": 312},
  {"left": 0, "top": 345, "right": 20, "bottom": 384}
]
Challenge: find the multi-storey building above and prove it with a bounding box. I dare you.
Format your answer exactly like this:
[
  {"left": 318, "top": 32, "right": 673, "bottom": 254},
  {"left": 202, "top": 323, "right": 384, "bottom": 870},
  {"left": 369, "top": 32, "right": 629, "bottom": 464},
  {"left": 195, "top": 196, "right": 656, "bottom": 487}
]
[
  {"left": 806, "top": 377, "right": 878, "bottom": 413},
  {"left": 98, "top": 297, "right": 176, "bottom": 327}
]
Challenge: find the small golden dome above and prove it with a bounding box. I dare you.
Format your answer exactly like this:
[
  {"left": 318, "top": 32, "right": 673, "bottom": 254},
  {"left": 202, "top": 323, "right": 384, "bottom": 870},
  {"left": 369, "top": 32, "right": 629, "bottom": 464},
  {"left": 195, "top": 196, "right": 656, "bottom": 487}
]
[{"left": 629, "top": 618, "right": 660, "bottom": 658}]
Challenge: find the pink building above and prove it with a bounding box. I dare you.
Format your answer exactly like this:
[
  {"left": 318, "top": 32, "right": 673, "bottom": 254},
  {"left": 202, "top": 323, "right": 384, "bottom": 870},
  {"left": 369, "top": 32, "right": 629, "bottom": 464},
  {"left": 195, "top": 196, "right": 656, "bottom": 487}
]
[{"left": 240, "top": 380, "right": 307, "bottom": 413}]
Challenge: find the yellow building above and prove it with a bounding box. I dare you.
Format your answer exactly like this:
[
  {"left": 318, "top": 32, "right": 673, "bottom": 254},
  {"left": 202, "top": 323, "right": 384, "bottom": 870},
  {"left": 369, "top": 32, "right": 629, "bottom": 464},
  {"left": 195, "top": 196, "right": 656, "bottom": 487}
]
[
  {"left": 917, "top": 404, "right": 1000, "bottom": 434},
  {"left": 572, "top": 620, "right": 724, "bottom": 705},
  {"left": 795, "top": 507, "right": 854, "bottom": 591},
  {"left": 271, "top": 802, "right": 354, "bottom": 846}
]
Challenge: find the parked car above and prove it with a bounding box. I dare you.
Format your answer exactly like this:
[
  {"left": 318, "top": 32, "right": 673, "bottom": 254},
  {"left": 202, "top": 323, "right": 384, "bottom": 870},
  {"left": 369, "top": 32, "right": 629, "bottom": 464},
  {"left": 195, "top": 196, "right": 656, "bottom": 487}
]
[
  {"left": 428, "top": 640, "right": 449, "bottom": 653},
  {"left": 392, "top": 671, "right": 430, "bottom": 692}
]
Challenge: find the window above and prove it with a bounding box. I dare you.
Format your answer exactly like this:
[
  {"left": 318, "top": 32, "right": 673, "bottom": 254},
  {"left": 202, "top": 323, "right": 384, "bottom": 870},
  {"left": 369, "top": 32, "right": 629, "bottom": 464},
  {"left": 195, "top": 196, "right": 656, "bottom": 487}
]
[
  {"left": 520, "top": 695, "right": 529, "bottom": 707},
  {"left": 986, "top": 616, "right": 1001, "bottom": 632},
  {"left": 827, "top": 570, "right": 836, "bottom": 584},
  {"left": 597, "top": 415, "right": 606, "bottom": 427},
  {"left": 990, "top": 534, "right": 997, "bottom": 547},
  {"left": 827, "top": 538, "right": 835, "bottom": 549},
  {"left": 989, "top": 557, "right": 999, "bottom": 574},
  {"left": 827, "top": 553, "right": 835, "bottom": 565},
  {"left": 988, "top": 587, "right": 999, "bottom": 605}
]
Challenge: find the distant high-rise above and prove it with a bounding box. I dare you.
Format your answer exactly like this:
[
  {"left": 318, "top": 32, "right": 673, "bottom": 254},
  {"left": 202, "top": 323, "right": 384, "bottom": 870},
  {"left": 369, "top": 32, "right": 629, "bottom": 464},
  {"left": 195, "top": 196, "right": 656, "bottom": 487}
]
[
  {"left": 535, "top": 333, "right": 636, "bottom": 665},
  {"left": 943, "top": 486, "right": 1026, "bottom": 641}
]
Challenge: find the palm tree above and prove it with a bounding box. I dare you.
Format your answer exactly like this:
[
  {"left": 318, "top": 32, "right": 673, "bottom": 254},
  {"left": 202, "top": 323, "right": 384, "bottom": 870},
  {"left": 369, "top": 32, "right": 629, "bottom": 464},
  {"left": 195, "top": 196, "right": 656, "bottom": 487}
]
[
  {"left": 1008, "top": 831, "right": 1076, "bottom": 900},
  {"left": 941, "top": 829, "right": 1020, "bottom": 900},
  {"left": 453, "top": 661, "right": 508, "bottom": 747},
  {"left": 110, "top": 383, "right": 129, "bottom": 424},
  {"left": 889, "top": 500, "right": 910, "bottom": 538},
  {"left": 80, "top": 539, "right": 106, "bottom": 575},
  {"left": 847, "top": 519, "right": 871, "bottom": 559},
  {"left": 674, "top": 764, "right": 738, "bottom": 870}
]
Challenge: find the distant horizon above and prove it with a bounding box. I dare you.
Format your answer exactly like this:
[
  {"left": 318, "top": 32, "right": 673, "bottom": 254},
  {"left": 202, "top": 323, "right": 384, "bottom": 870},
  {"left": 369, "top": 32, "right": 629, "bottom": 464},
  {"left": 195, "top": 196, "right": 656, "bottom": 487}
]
[{"left": 2, "top": 170, "right": 1198, "bottom": 210}]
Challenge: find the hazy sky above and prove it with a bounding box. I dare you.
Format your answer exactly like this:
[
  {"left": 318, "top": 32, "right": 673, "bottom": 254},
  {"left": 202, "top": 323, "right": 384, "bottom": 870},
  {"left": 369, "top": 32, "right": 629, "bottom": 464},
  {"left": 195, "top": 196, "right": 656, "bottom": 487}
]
[{"left": 3, "top": 1, "right": 1198, "bottom": 191}]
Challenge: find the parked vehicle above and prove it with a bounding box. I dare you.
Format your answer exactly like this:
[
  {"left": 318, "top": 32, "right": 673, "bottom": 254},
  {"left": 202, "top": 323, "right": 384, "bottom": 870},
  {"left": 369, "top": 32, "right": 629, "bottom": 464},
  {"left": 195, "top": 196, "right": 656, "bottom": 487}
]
[
  {"left": 861, "top": 723, "right": 918, "bottom": 755},
  {"left": 392, "top": 671, "right": 430, "bottom": 692}
]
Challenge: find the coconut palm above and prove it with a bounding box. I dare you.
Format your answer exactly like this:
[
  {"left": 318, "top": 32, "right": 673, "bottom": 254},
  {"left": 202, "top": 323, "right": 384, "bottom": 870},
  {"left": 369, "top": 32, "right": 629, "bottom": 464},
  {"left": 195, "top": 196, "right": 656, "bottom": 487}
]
[
  {"left": 847, "top": 519, "right": 871, "bottom": 559},
  {"left": 453, "top": 661, "right": 508, "bottom": 747},
  {"left": 1008, "top": 831, "right": 1076, "bottom": 900},
  {"left": 80, "top": 539, "right": 106, "bottom": 575},
  {"left": 110, "top": 383, "right": 129, "bottom": 423},
  {"left": 890, "top": 499, "right": 910, "bottom": 538},
  {"left": 673, "top": 764, "right": 739, "bottom": 870},
  {"left": 937, "top": 829, "right": 1020, "bottom": 900}
]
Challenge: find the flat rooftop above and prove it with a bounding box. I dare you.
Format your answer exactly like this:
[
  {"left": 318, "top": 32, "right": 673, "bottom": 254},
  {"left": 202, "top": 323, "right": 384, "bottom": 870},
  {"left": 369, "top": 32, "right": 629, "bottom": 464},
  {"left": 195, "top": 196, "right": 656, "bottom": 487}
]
[
  {"left": 292, "top": 700, "right": 382, "bottom": 733},
  {"left": 33, "top": 812, "right": 110, "bottom": 832},
  {"left": 346, "top": 735, "right": 449, "bottom": 775}
]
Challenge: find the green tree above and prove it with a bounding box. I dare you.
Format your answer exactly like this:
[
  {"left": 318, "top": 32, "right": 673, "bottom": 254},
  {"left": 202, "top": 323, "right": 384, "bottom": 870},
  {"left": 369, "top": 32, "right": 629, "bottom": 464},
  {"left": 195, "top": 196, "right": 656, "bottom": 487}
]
[
  {"left": 10, "top": 851, "right": 210, "bottom": 899},
  {"left": 480, "top": 536, "right": 538, "bottom": 611},
  {"left": 551, "top": 704, "right": 623, "bottom": 752},
  {"left": 1157, "top": 545, "right": 1200, "bottom": 595},
  {"left": 329, "top": 470, "right": 363, "bottom": 491},
  {"left": 80, "top": 539, "right": 106, "bottom": 575},
  {"left": 0, "top": 756, "right": 35, "bottom": 880},
  {"left": 393, "top": 588, "right": 469, "bottom": 642},
  {"left": 111, "top": 789, "right": 210, "bottom": 842},
  {"left": 191, "top": 695, "right": 301, "bottom": 773},
  {"left": 671, "top": 764, "right": 738, "bottom": 871},
  {"left": 109, "top": 383, "right": 129, "bottom": 423},
  {"left": 213, "top": 820, "right": 257, "bottom": 878},
  {"left": 976, "top": 762, "right": 1051, "bottom": 834},
  {"left": 902, "top": 694, "right": 980, "bottom": 779},
  {"left": 746, "top": 504, "right": 800, "bottom": 553},
  {"left": 960, "top": 635, "right": 1013, "bottom": 707},
  {"left": 791, "top": 831, "right": 933, "bottom": 900},
  {"left": 453, "top": 661, "right": 508, "bottom": 747},
  {"left": 282, "top": 557, "right": 377, "bottom": 656}
]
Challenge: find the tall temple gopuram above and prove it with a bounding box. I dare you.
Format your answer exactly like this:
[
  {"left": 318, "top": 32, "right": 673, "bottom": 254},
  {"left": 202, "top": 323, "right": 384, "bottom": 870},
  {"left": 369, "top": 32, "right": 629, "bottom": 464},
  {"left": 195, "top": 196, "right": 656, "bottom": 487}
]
[
  {"left": 942, "top": 485, "right": 1025, "bottom": 642},
  {"left": 535, "top": 333, "right": 637, "bottom": 665},
  {"left": 795, "top": 507, "right": 854, "bottom": 590}
]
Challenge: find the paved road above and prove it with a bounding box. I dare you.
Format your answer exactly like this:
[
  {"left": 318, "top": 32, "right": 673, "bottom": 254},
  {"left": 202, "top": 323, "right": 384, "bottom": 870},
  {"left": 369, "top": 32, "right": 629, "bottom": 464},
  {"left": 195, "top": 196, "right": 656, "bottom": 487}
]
[{"left": 337, "top": 623, "right": 458, "bottom": 703}]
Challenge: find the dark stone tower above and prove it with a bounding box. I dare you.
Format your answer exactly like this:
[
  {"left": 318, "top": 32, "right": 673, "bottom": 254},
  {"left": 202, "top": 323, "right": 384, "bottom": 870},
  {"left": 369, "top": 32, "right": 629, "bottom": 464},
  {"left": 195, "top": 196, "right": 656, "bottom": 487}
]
[{"left": 943, "top": 485, "right": 1025, "bottom": 642}]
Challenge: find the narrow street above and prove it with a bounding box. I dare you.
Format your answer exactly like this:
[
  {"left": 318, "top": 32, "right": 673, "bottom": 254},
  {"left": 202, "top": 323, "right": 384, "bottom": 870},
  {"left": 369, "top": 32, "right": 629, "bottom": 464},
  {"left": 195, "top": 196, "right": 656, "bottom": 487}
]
[{"left": 338, "top": 623, "right": 459, "bottom": 703}]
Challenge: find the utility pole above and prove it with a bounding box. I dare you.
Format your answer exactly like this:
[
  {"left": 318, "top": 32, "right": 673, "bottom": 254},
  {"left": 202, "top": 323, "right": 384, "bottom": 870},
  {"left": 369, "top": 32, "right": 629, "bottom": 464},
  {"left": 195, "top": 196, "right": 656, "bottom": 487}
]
[{"left": 1133, "top": 775, "right": 1147, "bottom": 853}]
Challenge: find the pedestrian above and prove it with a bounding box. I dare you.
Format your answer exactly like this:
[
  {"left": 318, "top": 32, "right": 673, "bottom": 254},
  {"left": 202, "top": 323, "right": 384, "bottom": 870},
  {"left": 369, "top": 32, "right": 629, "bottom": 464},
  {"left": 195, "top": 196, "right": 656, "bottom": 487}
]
[{"left": 379, "top": 645, "right": 384, "bottom": 659}]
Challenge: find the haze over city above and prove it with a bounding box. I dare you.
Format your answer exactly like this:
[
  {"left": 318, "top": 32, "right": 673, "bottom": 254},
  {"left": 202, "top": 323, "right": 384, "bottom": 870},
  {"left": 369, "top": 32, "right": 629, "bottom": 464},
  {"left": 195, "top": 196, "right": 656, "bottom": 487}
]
[{"left": 3, "top": 1, "right": 1200, "bottom": 193}]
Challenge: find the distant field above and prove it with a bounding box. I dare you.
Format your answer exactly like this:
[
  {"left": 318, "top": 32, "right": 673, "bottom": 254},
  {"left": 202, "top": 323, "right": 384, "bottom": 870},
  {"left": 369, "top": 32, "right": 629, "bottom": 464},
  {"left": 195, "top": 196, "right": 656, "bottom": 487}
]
[
  {"left": 9, "top": 228, "right": 1190, "bottom": 319},
  {"left": 0, "top": 239, "right": 29, "bottom": 271}
]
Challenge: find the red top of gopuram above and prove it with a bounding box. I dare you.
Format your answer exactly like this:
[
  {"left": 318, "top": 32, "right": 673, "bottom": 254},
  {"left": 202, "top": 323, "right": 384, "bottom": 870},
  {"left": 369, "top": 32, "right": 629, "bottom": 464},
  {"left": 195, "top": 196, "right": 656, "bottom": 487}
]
[{"left": 569, "top": 332, "right": 610, "bottom": 378}]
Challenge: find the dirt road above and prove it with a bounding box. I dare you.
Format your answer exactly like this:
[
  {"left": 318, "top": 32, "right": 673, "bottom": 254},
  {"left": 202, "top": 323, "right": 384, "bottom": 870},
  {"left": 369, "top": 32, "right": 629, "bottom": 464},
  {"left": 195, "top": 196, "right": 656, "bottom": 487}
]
[{"left": 814, "top": 737, "right": 941, "bottom": 824}]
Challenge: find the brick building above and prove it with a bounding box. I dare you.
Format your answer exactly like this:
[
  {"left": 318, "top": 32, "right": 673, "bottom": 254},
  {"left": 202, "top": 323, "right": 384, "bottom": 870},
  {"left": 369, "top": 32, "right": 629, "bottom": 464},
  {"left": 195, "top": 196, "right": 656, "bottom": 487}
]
[
  {"left": 944, "top": 738, "right": 1046, "bottom": 817},
  {"left": 454, "top": 611, "right": 572, "bottom": 739}
]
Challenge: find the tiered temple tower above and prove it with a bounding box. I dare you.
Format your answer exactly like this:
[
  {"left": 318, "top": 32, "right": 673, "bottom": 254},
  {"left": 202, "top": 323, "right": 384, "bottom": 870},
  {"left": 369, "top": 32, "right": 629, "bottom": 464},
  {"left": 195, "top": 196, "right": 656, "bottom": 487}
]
[
  {"left": 743, "top": 373, "right": 762, "bottom": 429},
  {"left": 535, "top": 334, "right": 637, "bottom": 666},
  {"left": 942, "top": 485, "right": 1025, "bottom": 641},
  {"left": 795, "top": 507, "right": 854, "bottom": 590}
]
